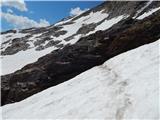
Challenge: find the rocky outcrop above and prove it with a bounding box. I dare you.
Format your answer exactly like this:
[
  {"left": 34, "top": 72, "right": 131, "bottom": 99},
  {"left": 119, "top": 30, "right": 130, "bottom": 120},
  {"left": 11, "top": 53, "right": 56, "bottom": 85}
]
[
  {"left": 76, "top": 23, "right": 97, "bottom": 35},
  {"left": 1, "top": 10, "right": 160, "bottom": 105},
  {"left": 1, "top": 36, "right": 30, "bottom": 55}
]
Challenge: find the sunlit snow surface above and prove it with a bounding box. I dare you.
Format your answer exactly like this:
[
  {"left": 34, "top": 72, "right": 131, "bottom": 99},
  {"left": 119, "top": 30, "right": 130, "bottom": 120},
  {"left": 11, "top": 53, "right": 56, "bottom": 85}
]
[
  {"left": 2, "top": 40, "right": 159, "bottom": 119},
  {"left": 1, "top": 46, "right": 58, "bottom": 75},
  {"left": 87, "top": 15, "right": 126, "bottom": 35}
]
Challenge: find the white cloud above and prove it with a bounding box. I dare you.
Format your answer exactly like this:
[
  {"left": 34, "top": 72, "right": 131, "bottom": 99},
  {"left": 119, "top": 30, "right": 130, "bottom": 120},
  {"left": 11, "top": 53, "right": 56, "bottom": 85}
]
[
  {"left": 70, "top": 7, "right": 89, "bottom": 16},
  {"left": 1, "top": 12, "right": 50, "bottom": 29},
  {"left": 7, "top": 8, "right": 13, "bottom": 14},
  {"left": 1, "top": 0, "right": 27, "bottom": 12}
]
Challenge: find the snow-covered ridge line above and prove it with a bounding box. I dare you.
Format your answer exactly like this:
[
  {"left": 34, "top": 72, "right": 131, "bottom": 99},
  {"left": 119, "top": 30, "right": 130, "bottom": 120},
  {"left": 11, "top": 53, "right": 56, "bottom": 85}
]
[{"left": 2, "top": 40, "right": 159, "bottom": 119}]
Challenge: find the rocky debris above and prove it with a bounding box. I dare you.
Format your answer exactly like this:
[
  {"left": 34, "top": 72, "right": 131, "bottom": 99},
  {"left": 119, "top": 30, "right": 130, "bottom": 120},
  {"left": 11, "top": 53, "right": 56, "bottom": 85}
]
[
  {"left": 1, "top": 30, "right": 17, "bottom": 35},
  {"left": 64, "top": 34, "right": 75, "bottom": 41},
  {"left": 1, "top": 9, "right": 160, "bottom": 105},
  {"left": 64, "top": 20, "right": 105, "bottom": 42},
  {"left": 54, "top": 30, "right": 67, "bottom": 37},
  {"left": 55, "top": 43, "right": 64, "bottom": 48},
  {"left": 35, "top": 45, "right": 45, "bottom": 51},
  {"left": 39, "top": 36, "right": 52, "bottom": 42},
  {"left": 1, "top": 35, "right": 32, "bottom": 55},
  {"left": 76, "top": 23, "right": 97, "bottom": 35},
  {"left": 32, "top": 29, "right": 66, "bottom": 50},
  {"left": 35, "top": 40, "right": 62, "bottom": 51},
  {"left": 1, "top": 37, "right": 30, "bottom": 55},
  {"left": 37, "top": 26, "right": 64, "bottom": 38},
  {"left": 45, "top": 40, "right": 61, "bottom": 48},
  {"left": 1, "top": 25, "right": 66, "bottom": 54},
  {"left": 33, "top": 39, "right": 46, "bottom": 47}
]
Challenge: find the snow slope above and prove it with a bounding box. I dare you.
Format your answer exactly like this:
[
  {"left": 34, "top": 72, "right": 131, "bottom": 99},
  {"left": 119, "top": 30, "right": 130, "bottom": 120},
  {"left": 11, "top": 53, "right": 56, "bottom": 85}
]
[
  {"left": 2, "top": 40, "right": 159, "bottom": 119},
  {"left": 1, "top": 46, "right": 57, "bottom": 75}
]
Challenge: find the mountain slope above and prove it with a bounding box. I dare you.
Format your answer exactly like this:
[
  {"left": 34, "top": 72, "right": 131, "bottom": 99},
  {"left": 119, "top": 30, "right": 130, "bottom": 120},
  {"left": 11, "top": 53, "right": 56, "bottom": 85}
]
[
  {"left": 1, "top": 1, "right": 160, "bottom": 75},
  {"left": 1, "top": 1, "right": 160, "bottom": 105},
  {"left": 2, "top": 40, "right": 159, "bottom": 119}
]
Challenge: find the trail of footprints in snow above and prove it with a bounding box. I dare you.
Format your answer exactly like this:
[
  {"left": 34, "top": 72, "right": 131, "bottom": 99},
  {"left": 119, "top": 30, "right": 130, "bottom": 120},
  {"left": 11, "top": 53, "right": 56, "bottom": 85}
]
[{"left": 99, "top": 65, "right": 132, "bottom": 120}]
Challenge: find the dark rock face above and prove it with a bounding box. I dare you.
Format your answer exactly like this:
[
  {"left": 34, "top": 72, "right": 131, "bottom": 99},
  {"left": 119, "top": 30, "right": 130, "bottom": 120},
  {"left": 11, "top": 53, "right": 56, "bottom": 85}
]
[
  {"left": 35, "top": 45, "right": 45, "bottom": 51},
  {"left": 76, "top": 23, "right": 97, "bottom": 35},
  {"left": 34, "top": 39, "right": 46, "bottom": 47},
  {"left": 35, "top": 40, "right": 62, "bottom": 51},
  {"left": 64, "top": 35, "right": 75, "bottom": 41},
  {"left": 45, "top": 40, "right": 61, "bottom": 48},
  {"left": 54, "top": 30, "right": 67, "bottom": 37},
  {"left": 1, "top": 10, "right": 160, "bottom": 105}
]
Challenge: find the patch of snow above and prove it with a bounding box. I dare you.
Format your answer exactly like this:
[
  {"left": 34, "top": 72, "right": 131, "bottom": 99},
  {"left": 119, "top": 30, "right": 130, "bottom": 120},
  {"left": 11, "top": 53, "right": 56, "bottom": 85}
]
[
  {"left": 96, "top": 15, "right": 126, "bottom": 31},
  {"left": 137, "top": 7, "right": 160, "bottom": 20},
  {"left": 2, "top": 40, "right": 159, "bottom": 119},
  {"left": 63, "top": 10, "right": 108, "bottom": 38},
  {"left": 54, "top": 10, "right": 109, "bottom": 45},
  {"left": 61, "top": 22, "right": 82, "bottom": 39},
  {"left": 26, "top": 41, "right": 34, "bottom": 48},
  {"left": 1, "top": 46, "right": 58, "bottom": 75},
  {"left": 87, "top": 15, "right": 126, "bottom": 35}
]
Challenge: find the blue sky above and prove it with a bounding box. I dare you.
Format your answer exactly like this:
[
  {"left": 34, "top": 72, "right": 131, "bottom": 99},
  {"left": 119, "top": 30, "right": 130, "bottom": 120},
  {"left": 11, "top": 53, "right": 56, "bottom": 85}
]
[{"left": 1, "top": 1, "right": 104, "bottom": 32}]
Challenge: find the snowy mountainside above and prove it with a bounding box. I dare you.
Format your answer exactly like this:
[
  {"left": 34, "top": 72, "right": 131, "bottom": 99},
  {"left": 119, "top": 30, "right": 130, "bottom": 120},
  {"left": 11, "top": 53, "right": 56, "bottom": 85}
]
[
  {"left": 1, "top": 1, "right": 160, "bottom": 75},
  {"left": 1, "top": 2, "right": 160, "bottom": 106},
  {"left": 1, "top": 1, "right": 160, "bottom": 106},
  {"left": 2, "top": 40, "right": 159, "bottom": 119}
]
